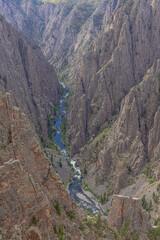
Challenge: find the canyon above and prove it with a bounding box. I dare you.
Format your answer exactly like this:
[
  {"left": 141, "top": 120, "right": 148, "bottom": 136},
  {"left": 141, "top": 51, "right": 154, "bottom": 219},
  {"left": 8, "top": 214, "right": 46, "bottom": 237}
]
[
  {"left": 0, "top": 0, "right": 160, "bottom": 239},
  {"left": 0, "top": 13, "right": 60, "bottom": 141}
]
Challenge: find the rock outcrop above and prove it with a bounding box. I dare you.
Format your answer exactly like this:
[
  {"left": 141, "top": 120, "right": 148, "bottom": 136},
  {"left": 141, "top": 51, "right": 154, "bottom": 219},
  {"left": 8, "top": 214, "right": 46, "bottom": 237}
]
[
  {"left": 0, "top": 92, "right": 82, "bottom": 239},
  {"left": 0, "top": 0, "right": 115, "bottom": 87},
  {"left": 108, "top": 195, "right": 151, "bottom": 234},
  {"left": 77, "top": 58, "right": 160, "bottom": 194},
  {"left": 0, "top": 14, "right": 60, "bottom": 140},
  {"left": 0, "top": 92, "right": 132, "bottom": 240},
  {"left": 67, "top": 0, "right": 160, "bottom": 155}
]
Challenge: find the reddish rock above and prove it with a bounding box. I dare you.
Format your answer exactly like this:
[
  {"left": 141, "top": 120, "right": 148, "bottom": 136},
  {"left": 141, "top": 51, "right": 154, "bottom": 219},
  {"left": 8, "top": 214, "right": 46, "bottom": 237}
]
[
  {"left": 0, "top": 93, "right": 82, "bottom": 240},
  {"left": 108, "top": 195, "right": 151, "bottom": 234}
]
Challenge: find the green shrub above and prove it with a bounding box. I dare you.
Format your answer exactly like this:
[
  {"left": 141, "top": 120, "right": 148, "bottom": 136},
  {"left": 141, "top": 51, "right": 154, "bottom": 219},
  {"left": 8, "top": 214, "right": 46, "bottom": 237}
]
[
  {"left": 79, "top": 222, "right": 85, "bottom": 231},
  {"left": 54, "top": 200, "right": 61, "bottom": 215},
  {"left": 87, "top": 218, "right": 93, "bottom": 229},
  {"left": 149, "top": 178, "right": 155, "bottom": 184},
  {"left": 32, "top": 215, "right": 39, "bottom": 226},
  {"left": 58, "top": 225, "right": 65, "bottom": 240},
  {"left": 149, "top": 200, "right": 153, "bottom": 211},
  {"left": 106, "top": 208, "right": 110, "bottom": 214},
  {"left": 100, "top": 192, "right": 108, "bottom": 204},
  {"left": 154, "top": 217, "right": 158, "bottom": 226},
  {"left": 119, "top": 220, "right": 130, "bottom": 238},
  {"left": 66, "top": 210, "right": 76, "bottom": 220},
  {"left": 1, "top": 142, "right": 7, "bottom": 148},
  {"left": 59, "top": 159, "right": 62, "bottom": 168},
  {"left": 147, "top": 156, "right": 150, "bottom": 163},
  {"left": 148, "top": 226, "right": 160, "bottom": 240},
  {"left": 127, "top": 165, "right": 132, "bottom": 173},
  {"left": 84, "top": 165, "right": 87, "bottom": 175},
  {"left": 157, "top": 184, "right": 160, "bottom": 192},
  {"left": 146, "top": 165, "right": 149, "bottom": 176},
  {"left": 152, "top": 192, "right": 159, "bottom": 203},
  {"left": 96, "top": 212, "right": 101, "bottom": 228},
  {"left": 83, "top": 180, "right": 89, "bottom": 190},
  {"left": 53, "top": 225, "right": 58, "bottom": 234},
  {"left": 141, "top": 195, "right": 147, "bottom": 210}
]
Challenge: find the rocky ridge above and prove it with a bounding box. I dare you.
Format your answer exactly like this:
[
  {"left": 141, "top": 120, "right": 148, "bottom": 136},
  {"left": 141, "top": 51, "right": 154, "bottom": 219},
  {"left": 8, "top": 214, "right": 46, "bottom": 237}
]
[
  {"left": 77, "top": 56, "right": 160, "bottom": 194},
  {"left": 0, "top": 0, "right": 160, "bottom": 238},
  {"left": 0, "top": 0, "right": 117, "bottom": 87},
  {"left": 67, "top": 0, "right": 160, "bottom": 155},
  {"left": 0, "top": 92, "right": 79, "bottom": 239},
  {"left": 0, "top": 14, "right": 60, "bottom": 140},
  {"left": 65, "top": 0, "right": 160, "bottom": 224},
  {"left": 0, "top": 92, "right": 148, "bottom": 240}
]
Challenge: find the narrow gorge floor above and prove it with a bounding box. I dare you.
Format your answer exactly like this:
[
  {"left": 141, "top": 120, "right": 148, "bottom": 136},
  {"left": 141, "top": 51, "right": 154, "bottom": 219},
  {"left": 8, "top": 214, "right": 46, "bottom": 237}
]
[{"left": 49, "top": 83, "right": 108, "bottom": 216}]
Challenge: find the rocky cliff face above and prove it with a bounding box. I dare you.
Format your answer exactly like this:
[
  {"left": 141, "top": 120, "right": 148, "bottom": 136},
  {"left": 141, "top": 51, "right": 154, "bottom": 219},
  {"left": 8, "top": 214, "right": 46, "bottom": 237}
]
[
  {"left": 64, "top": 0, "right": 160, "bottom": 199},
  {"left": 0, "top": 0, "right": 115, "bottom": 87},
  {"left": 76, "top": 56, "right": 160, "bottom": 195},
  {"left": 0, "top": 92, "right": 81, "bottom": 239},
  {"left": 0, "top": 92, "right": 135, "bottom": 240},
  {"left": 0, "top": 14, "right": 60, "bottom": 140},
  {"left": 108, "top": 195, "right": 151, "bottom": 237},
  {"left": 1, "top": 0, "right": 160, "bottom": 237},
  {"left": 67, "top": 0, "right": 160, "bottom": 156}
]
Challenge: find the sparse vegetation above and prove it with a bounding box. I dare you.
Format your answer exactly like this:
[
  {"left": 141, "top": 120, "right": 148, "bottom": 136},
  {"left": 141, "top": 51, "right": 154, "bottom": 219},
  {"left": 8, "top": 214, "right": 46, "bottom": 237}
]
[
  {"left": 57, "top": 159, "right": 63, "bottom": 168},
  {"left": 127, "top": 165, "right": 132, "bottom": 173},
  {"left": 154, "top": 217, "right": 158, "bottom": 226},
  {"left": 106, "top": 208, "right": 110, "bottom": 214},
  {"left": 53, "top": 225, "right": 58, "bottom": 234},
  {"left": 142, "top": 165, "right": 155, "bottom": 184},
  {"left": 32, "top": 215, "right": 39, "bottom": 226},
  {"left": 157, "top": 184, "right": 160, "bottom": 192},
  {"left": 118, "top": 220, "right": 130, "bottom": 238},
  {"left": 93, "top": 12, "right": 104, "bottom": 30},
  {"left": 147, "top": 156, "right": 150, "bottom": 163},
  {"left": 66, "top": 210, "right": 76, "bottom": 220},
  {"left": 54, "top": 200, "right": 61, "bottom": 215},
  {"left": 53, "top": 224, "right": 65, "bottom": 240},
  {"left": 1, "top": 142, "right": 7, "bottom": 148},
  {"left": 148, "top": 226, "right": 160, "bottom": 240},
  {"left": 84, "top": 165, "right": 87, "bottom": 175},
  {"left": 58, "top": 225, "right": 65, "bottom": 240},
  {"left": 142, "top": 165, "right": 149, "bottom": 177},
  {"left": 83, "top": 180, "right": 108, "bottom": 204},
  {"left": 152, "top": 192, "right": 159, "bottom": 203},
  {"left": 96, "top": 212, "right": 102, "bottom": 228},
  {"left": 141, "top": 195, "right": 153, "bottom": 212}
]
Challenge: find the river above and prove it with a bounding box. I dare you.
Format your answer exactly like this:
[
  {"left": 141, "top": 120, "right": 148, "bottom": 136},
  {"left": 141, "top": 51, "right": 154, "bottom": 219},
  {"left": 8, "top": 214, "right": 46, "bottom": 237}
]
[{"left": 53, "top": 83, "right": 107, "bottom": 216}]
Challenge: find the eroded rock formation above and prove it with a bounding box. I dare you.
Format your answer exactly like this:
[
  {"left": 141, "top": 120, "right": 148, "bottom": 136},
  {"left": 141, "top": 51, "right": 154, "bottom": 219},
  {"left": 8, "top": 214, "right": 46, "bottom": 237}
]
[
  {"left": 108, "top": 195, "right": 151, "bottom": 234},
  {"left": 68, "top": 0, "right": 160, "bottom": 156},
  {"left": 0, "top": 92, "right": 82, "bottom": 239},
  {"left": 0, "top": 14, "right": 60, "bottom": 140},
  {"left": 0, "top": 0, "right": 117, "bottom": 87}
]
